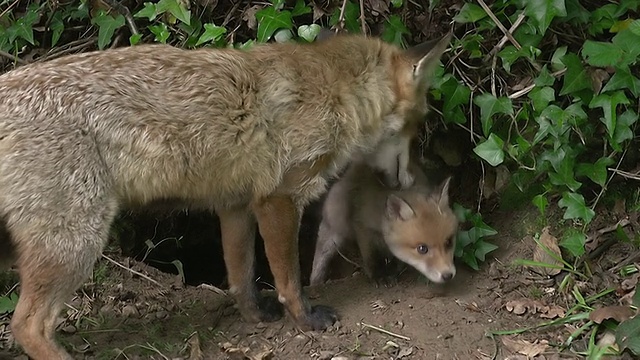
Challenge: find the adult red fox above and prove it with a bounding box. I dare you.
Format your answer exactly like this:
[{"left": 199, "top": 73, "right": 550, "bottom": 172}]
[{"left": 0, "top": 30, "right": 451, "bottom": 359}]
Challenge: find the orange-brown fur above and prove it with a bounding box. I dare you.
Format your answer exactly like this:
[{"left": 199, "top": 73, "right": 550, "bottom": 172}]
[{"left": 0, "top": 31, "right": 452, "bottom": 359}]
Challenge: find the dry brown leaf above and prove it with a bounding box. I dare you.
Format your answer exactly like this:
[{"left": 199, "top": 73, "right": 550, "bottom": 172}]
[
  {"left": 539, "top": 305, "right": 565, "bottom": 319},
  {"left": 620, "top": 290, "right": 637, "bottom": 306},
  {"left": 242, "top": 5, "right": 261, "bottom": 30},
  {"left": 531, "top": 227, "right": 563, "bottom": 276},
  {"left": 505, "top": 299, "right": 566, "bottom": 319},
  {"left": 501, "top": 336, "right": 549, "bottom": 357},
  {"left": 186, "top": 331, "right": 203, "bottom": 360},
  {"left": 589, "top": 305, "right": 635, "bottom": 324}
]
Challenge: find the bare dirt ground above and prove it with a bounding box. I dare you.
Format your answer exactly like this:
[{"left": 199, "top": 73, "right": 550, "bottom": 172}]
[{"left": 5, "top": 199, "right": 635, "bottom": 360}]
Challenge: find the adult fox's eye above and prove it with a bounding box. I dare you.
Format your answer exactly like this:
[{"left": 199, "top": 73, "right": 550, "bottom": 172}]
[{"left": 417, "top": 244, "right": 428, "bottom": 254}]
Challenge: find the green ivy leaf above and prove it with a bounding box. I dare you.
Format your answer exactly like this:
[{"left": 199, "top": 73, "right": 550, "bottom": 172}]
[
  {"left": 532, "top": 194, "right": 548, "bottom": 215},
  {"left": 270, "top": 0, "right": 286, "bottom": 10},
  {"left": 629, "top": 19, "right": 640, "bottom": 36},
  {"left": 0, "top": 293, "right": 18, "bottom": 314},
  {"left": 612, "top": 110, "right": 639, "bottom": 148},
  {"left": 129, "top": 33, "right": 142, "bottom": 45},
  {"left": 50, "top": 11, "right": 64, "bottom": 47},
  {"left": 291, "top": 0, "right": 312, "bottom": 16},
  {"left": 576, "top": 157, "right": 613, "bottom": 187},
  {"left": 297, "top": 24, "right": 321, "bottom": 42},
  {"left": 473, "top": 93, "right": 513, "bottom": 136},
  {"left": 455, "top": 230, "right": 473, "bottom": 258},
  {"left": 560, "top": 53, "right": 592, "bottom": 95},
  {"left": 149, "top": 23, "right": 170, "bottom": 43},
  {"left": 582, "top": 40, "right": 623, "bottom": 67},
  {"left": 256, "top": 6, "right": 293, "bottom": 42},
  {"left": 329, "top": 1, "right": 360, "bottom": 33},
  {"left": 550, "top": 46, "right": 567, "bottom": 71},
  {"left": 534, "top": 66, "right": 556, "bottom": 87},
  {"left": 602, "top": 66, "right": 640, "bottom": 97},
  {"left": 589, "top": 91, "right": 630, "bottom": 139},
  {"left": 11, "top": 8, "right": 39, "bottom": 45},
  {"left": 91, "top": 11, "right": 126, "bottom": 50},
  {"left": 391, "top": 0, "right": 404, "bottom": 8},
  {"left": 462, "top": 251, "right": 480, "bottom": 270},
  {"left": 616, "top": 316, "right": 640, "bottom": 356},
  {"left": 453, "top": 3, "right": 487, "bottom": 24},
  {"left": 612, "top": 29, "right": 640, "bottom": 66},
  {"left": 528, "top": 86, "right": 555, "bottom": 113},
  {"left": 498, "top": 45, "right": 541, "bottom": 72},
  {"left": 134, "top": 2, "right": 158, "bottom": 21},
  {"left": 474, "top": 240, "right": 499, "bottom": 262},
  {"left": 559, "top": 231, "right": 586, "bottom": 257},
  {"left": 558, "top": 192, "right": 595, "bottom": 223},
  {"left": 196, "top": 23, "right": 227, "bottom": 46},
  {"left": 548, "top": 156, "right": 582, "bottom": 192},
  {"left": 157, "top": 0, "right": 191, "bottom": 25},
  {"left": 441, "top": 77, "right": 471, "bottom": 113},
  {"left": 382, "top": 15, "right": 410, "bottom": 47},
  {"left": 525, "top": 0, "right": 567, "bottom": 34},
  {"left": 473, "top": 134, "right": 505, "bottom": 167}
]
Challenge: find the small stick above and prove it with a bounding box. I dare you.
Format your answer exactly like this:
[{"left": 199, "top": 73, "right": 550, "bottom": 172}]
[
  {"left": 476, "top": 0, "right": 521, "bottom": 50},
  {"left": 0, "top": 49, "right": 27, "bottom": 65},
  {"left": 197, "top": 283, "right": 228, "bottom": 296},
  {"left": 488, "top": 12, "right": 526, "bottom": 58},
  {"left": 102, "top": 0, "right": 139, "bottom": 37},
  {"left": 336, "top": 0, "right": 349, "bottom": 32},
  {"left": 358, "top": 0, "right": 367, "bottom": 35},
  {"left": 359, "top": 322, "right": 411, "bottom": 341},
  {"left": 101, "top": 254, "right": 163, "bottom": 287}
]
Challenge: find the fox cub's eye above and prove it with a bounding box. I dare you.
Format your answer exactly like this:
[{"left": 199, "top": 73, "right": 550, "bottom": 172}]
[{"left": 417, "top": 244, "right": 428, "bottom": 254}]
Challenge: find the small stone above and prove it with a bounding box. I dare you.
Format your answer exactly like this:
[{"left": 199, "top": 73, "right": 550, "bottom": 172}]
[
  {"left": 122, "top": 304, "right": 140, "bottom": 318},
  {"left": 61, "top": 325, "right": 77, "bottom": 334}
]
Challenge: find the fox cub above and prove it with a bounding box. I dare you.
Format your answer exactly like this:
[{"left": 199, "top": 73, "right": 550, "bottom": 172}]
[
  {"left": 310, "top": 158, "right": 458, "bottom": 286},
  {"left": 0, "top": 28, "right": 451, "bottom": 359}
]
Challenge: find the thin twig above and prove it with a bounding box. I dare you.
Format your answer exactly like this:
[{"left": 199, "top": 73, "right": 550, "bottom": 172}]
[
  {"left": 0, "top": 49, "right": 27, "bottom": 65},
  {"left": 101, "top": 254, "right": 163, "bottom": 287},
  {"left": 334, "top": 241, "right": 361, "bottom": 269},
  {"left": 609, "top": 168, "right": 640, "bottom": 181},
  {"left": 197, "top": 283, "right": 228, "bottom": 296},
  {"left": 358, "top": 0, "right": 367, "bottom": 35},
  {"left": 336, "top": 0, "right": 349, "bottom": 32},
  {"left": 359, "top": 322, "right": 411, "bottom": 341},
  {"left": 0, "top": 0, "right": 20, "bottom": 19},
  {"left": 38, "top": 36, "right": 98, "bottom": 62},
  {"left": 476, "top": 0, "right": 521, "bottom": 50},
  {"left": 102, "top": 0, "right": 139, "bottom": 36},
  {"left": 221, "top": 0, "right": 242, "bottom": 28},
  {"left": 488, "top": 12, "right": 526, "bottom": 58}
]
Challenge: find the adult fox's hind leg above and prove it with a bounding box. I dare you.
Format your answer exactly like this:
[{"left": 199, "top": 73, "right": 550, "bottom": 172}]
[{"left": 8, "top": 207, "right": 117, "bottom": 360}]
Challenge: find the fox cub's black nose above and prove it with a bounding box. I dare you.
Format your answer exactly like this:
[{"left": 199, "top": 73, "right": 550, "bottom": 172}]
[{"left": 441, "top": 272, "right": 454, "bottom": 282}]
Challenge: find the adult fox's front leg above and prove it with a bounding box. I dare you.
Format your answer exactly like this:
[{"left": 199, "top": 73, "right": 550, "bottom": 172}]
[
  {"left": 218, "top": 206, "right": 284, "bottom": 322},
  {"left": 252, "top": 195, "right": 339, "bottom": 330}
]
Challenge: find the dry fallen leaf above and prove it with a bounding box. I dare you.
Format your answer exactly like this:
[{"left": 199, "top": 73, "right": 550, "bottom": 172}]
[
  {"left": 186, "top": 332, "right": 203, "bottom": 360},
  {"left": 505, "top": 298, "right": 566, "bottom": 319},
  {"left": 589, "top": 305, "right": 635, "bottom": 324},
  {"left": 501, "top": 336, "right": 549, "bottom": 357},
  {"left": 531, "top": 227, "right": 563, "bottom": 276},
  {"left": 539, "top": 305, "right": 565, "bottom": 319}
]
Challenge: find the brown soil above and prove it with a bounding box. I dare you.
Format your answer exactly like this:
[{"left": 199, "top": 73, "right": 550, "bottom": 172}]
[{"left": 5, "top": 201, "right": 636, "bottom": 360}]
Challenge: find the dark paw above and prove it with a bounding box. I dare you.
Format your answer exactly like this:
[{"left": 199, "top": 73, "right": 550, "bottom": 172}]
[
  {"left": 374, "top": 275, "right": 398, "bottom": 288},
  {"left": 297, "top": 305, "right": 339, "bottom": 331},
  {"left": 257, "top": 295, "right": 284, "bottom": 322}
]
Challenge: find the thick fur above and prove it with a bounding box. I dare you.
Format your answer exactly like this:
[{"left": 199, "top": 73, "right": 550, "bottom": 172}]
[
  {"left": 0, "top": 32, "right": 451, "bottom": 359},
  {"left": 309, "top": 160, "right": 459, "bottom": 286}
]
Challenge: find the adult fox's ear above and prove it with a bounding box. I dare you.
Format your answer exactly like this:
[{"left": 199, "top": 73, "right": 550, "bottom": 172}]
[
  {"left": 404, "top": 31, "right": 452, "bottom": 87},
  {"left": 316, "top": 28, "right": 337, "bottom": 42}
]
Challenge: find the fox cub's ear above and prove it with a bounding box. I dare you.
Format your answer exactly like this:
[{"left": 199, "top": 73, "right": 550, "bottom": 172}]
[
  {"left": 404, "top": 31, "right": 452, "bottom": 88},
  {"left": 429, "top": 176, "right": 452, "bottom": 211},
  {"left": 386, "top": 194, "right": 416, "bottom": 221}
]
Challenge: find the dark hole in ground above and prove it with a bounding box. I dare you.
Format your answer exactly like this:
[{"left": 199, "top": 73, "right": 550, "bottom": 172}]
[{"left": 112, "top": 131, "right": 484, "bottom": 290}]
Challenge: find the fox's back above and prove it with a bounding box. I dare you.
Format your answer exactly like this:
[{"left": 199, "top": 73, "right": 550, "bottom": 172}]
[{"left": 0, "top": 38, "right": 401, "bottom": 208}]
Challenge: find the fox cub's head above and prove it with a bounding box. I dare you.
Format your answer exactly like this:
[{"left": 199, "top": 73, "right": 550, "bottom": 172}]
[{"left": 382, "top": 177, "right": 458, "bottom": 284}]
